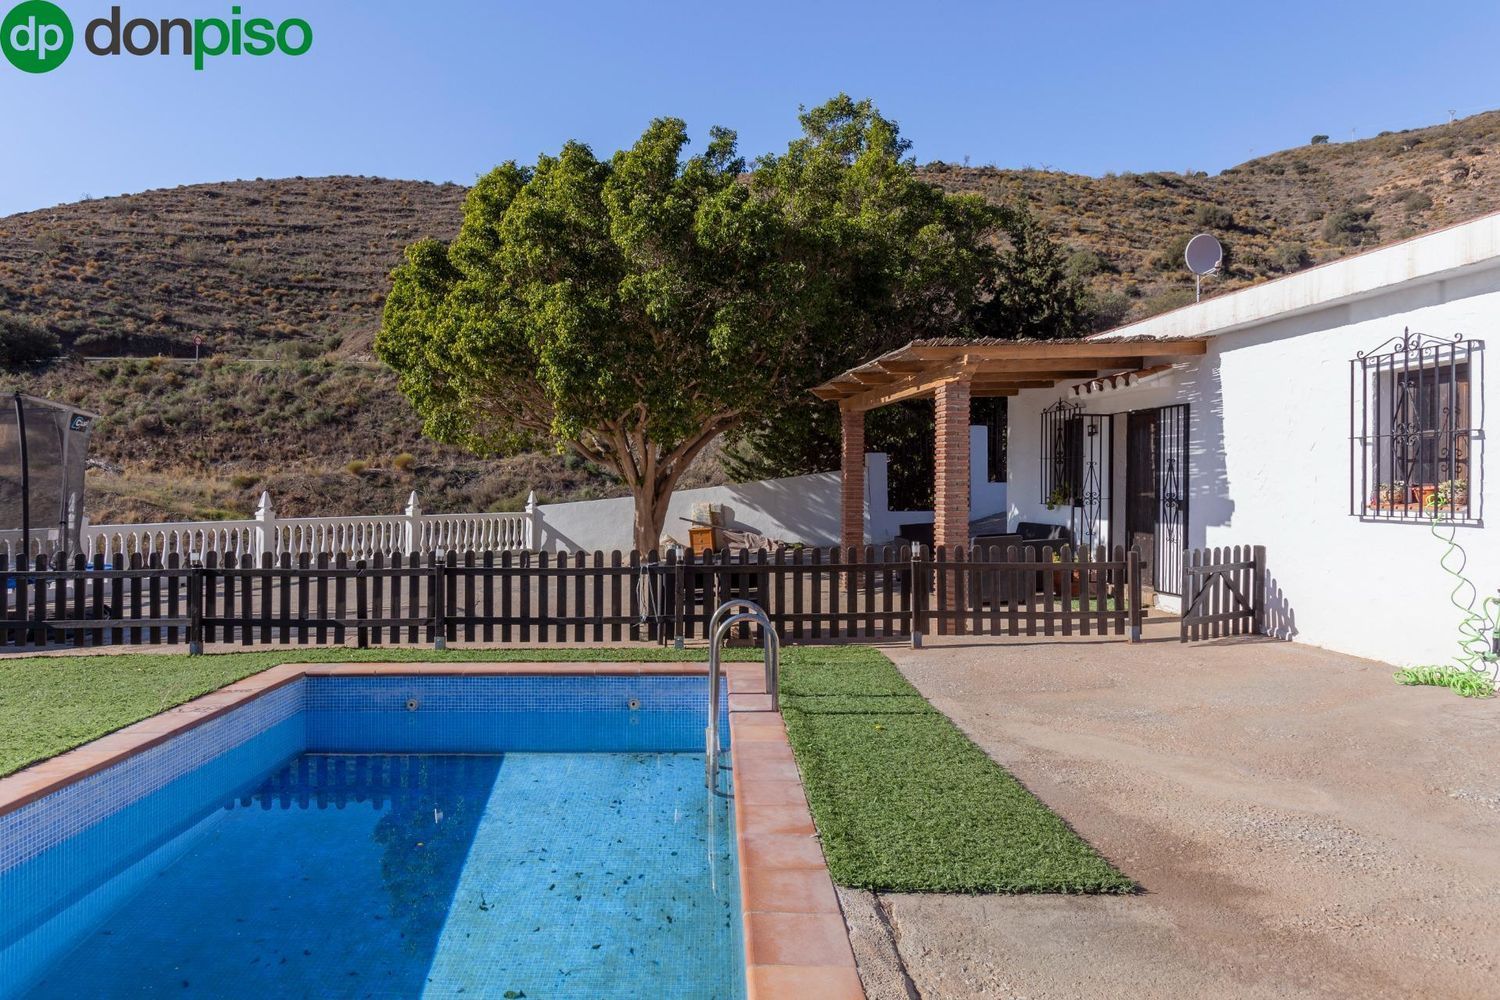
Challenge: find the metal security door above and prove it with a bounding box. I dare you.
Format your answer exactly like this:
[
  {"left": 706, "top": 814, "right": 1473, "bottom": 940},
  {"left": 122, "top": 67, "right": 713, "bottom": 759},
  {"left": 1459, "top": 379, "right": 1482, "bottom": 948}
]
[
  {"left": 1126, "top": 405, "right": 1188, "bottom": 595},
  {"left": 1125, "top": 411, "right": 1158, "bottom": 588},
  {"left": 1078, "top": 414, "right": 1113, "bottom": 550}
]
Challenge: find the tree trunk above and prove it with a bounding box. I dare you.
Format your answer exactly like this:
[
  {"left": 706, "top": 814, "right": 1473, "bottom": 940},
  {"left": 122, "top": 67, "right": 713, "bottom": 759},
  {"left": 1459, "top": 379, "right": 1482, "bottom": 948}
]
[{"left": 632, "top": 482, "right": 672, "bottom": 554}]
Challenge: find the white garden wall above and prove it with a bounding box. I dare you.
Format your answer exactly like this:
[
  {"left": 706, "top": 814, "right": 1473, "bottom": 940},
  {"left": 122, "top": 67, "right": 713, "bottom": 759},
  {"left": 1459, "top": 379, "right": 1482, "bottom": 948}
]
[
  {"left": 1009, "top": 223, "right": 1500, "bottom": 668},
  {"left": 535, "top": 426, "right": 1007, "bottom": 553},
  {"left": 533, "top": 472, "right": 843, "bottom": 553}
]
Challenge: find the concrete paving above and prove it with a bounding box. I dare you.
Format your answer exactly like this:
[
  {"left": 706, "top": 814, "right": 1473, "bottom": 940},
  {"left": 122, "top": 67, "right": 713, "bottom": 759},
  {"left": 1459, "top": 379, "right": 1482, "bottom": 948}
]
[{"left": 843, "top": 622, "right": 1500, "bottom": 999}]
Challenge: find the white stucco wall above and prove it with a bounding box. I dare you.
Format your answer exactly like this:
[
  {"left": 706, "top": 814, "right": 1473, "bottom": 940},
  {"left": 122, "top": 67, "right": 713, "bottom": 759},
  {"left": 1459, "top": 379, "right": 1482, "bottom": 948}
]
[
  {"left": 1009, "top": 255, "right": 1500, "bottom": 668},
  {"left": 535, "top": 426, "right": 1008, "bottom": 554},
  {"left": 534, "top": 472, "right": 845, "bottom": 553}
]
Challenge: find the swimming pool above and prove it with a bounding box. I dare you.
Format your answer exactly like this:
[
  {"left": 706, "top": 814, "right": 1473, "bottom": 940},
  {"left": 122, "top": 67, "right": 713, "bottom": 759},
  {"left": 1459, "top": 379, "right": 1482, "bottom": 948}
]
[{"left": 0, "top": 673, "right": 742, "bottom": 998}]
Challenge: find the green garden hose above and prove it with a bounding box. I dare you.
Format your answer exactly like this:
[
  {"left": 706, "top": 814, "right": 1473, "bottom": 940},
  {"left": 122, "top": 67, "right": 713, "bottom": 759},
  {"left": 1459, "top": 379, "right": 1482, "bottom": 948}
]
[{"left": 1429, "top": 516, "right": 1500, "bottom": 681}]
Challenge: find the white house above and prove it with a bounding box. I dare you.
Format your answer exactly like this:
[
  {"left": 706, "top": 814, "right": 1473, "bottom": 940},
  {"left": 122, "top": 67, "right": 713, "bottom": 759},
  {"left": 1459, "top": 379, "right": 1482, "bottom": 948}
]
[{"left": 818, "top": 210, "right": 1500, "bottom": 668}]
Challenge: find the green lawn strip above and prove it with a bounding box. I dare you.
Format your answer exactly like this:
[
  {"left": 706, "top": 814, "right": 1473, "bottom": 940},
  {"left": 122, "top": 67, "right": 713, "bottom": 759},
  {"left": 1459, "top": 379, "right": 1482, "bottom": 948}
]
[
  {"left": 0, "top": 646, "right": 762, "bottom": 778},
  {"left": 779, "top": 646, "right": 1133, "bottom": 894}
]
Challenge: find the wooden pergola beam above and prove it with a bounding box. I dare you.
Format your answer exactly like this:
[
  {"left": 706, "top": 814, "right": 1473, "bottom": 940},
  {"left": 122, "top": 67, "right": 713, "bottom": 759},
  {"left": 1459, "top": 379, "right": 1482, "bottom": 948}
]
[
  {"left": 970, "top": 359, "right": 1143, "bottom": 375},
  {"left": 830, "top": 367, "right": 1123, "bottom": 398},
  {"left": 968, "top": 379, "right": 1059, "bottom": 390},
  {"left": 872, "top": 359, "right": 928, "bottom": 374},
  {"left": 970, "top": 369, "right": 1108, "bottom": 382},
  {"left": 813, "top": 340, "right": 1205, "bottom": 410},
  {"left": 839, "top": 358, "right": 977, "bottom": 412},
  {"left": 904, "top": 340, "right": 1205, "bottom": 361}
]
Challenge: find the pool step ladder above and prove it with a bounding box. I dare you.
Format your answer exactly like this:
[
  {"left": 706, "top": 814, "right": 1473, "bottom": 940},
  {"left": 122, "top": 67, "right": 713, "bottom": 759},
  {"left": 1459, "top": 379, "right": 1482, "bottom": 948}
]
[{"left": 705, "top": 599, "right": 780, "bottom": 791}]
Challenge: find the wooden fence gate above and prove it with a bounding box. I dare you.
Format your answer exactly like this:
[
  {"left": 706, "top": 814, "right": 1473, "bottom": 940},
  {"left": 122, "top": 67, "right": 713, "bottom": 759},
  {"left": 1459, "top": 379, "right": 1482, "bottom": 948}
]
[{"left": 1180, "top": 545, "right": 1264, "bottom": 641}]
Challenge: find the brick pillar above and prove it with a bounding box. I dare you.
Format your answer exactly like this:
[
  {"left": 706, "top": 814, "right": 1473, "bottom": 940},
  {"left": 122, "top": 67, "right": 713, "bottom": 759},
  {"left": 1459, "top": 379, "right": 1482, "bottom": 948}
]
[
  {"left": 839, "top": 406, "right": 865, "bottom": 552},
  {"left": 933, "top": 379, "right": 971, "bottom": 553},
  {"left": 933, "top": 379, "right": 971, "bottom": 619}
]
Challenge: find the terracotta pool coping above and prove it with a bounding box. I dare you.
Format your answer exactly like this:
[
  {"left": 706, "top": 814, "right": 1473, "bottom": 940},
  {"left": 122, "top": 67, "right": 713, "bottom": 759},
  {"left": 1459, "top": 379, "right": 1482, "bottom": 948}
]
[
  {"left": 721, "top": 662, "right": 865, "bottom": 1000},
  {"left": 0, "top": 659, "right": 864, "bottom": 999}
]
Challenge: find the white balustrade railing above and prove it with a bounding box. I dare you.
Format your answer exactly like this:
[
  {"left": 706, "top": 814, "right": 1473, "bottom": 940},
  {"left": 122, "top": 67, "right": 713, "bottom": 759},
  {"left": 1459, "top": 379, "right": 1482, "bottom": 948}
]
[{"left": 1, "top": 490, "right": 536, "bottom": 562}]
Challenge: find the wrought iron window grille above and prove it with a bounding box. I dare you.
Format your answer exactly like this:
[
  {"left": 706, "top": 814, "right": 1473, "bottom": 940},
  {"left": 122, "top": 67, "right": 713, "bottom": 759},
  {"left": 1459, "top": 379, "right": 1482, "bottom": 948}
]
[
  {"left": 1040, "top": 398, "right": 1083, "bottom": 510},
  {"left": 1350, "top": 329, "right": 1481, "bottom": 524}
]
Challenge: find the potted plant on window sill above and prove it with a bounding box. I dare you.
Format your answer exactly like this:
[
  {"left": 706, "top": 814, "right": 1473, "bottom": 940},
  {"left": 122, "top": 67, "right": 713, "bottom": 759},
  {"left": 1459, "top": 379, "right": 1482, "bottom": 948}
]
[
  {"left": 1424, "top": 480, "right": 1469, "bottom": 517},
  {"left": 1369, "top": 480, "right": 1412, "bottom": 513},
  {"left": 1045, "top": 485, "right": 1071, "bottom": 511}
]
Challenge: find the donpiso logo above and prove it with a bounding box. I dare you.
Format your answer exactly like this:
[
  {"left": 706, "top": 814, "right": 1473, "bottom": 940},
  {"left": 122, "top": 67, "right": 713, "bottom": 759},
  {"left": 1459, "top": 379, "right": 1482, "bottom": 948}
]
[
  {"left": 2, "top": 3, "right": 311, "bottom": 72},
  {"left": 2, "top": 1, "right": 73, "bottom": 73}
]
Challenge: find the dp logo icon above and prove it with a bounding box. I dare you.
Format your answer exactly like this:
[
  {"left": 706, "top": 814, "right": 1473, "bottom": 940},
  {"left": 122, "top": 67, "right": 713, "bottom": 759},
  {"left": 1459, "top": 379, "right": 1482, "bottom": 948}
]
[{"left": 2, "top": 1, "right": 72, "bottom": 73}]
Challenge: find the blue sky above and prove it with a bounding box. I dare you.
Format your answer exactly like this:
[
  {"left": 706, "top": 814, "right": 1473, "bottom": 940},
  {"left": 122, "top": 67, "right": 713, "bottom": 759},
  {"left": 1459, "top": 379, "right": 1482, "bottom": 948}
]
[{"left": 1, "top": 0, "right": 1498, "bottom": 216}]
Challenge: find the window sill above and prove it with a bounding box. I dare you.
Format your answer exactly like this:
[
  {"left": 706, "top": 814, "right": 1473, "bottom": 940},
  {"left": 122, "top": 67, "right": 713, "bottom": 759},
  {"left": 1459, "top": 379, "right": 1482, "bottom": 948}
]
[{"left": 1359, "top": 510, "right": 1482, "bottom": 526}]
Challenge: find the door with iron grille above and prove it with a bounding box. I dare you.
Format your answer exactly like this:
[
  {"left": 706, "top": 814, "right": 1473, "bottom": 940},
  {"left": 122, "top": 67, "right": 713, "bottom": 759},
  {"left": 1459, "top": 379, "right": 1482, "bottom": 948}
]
[
  {"left": 1078, "top": 414, "right": 1113, "bottom": 550},
  {"left": 1125, "top": 405, "right": 1188, "bottom": 595}
]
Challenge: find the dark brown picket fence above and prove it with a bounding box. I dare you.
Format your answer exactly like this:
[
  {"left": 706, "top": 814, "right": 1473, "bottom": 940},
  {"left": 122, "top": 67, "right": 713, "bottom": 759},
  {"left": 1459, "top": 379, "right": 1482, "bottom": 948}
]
[
  {"left": 0, "top": 544, "right": 1147, "bottom": 650},
  {"left": 199, "top": 550, "right": 655, "bottom": 647},
  {"left": 673, "top": 546, "right": 918, "bottom": 642},
  {"left": 0, "top": 552, "right": 195, "bottom": 648},
  {"left": 918, "top": 544, "right": 1143, "bottom": 641}
]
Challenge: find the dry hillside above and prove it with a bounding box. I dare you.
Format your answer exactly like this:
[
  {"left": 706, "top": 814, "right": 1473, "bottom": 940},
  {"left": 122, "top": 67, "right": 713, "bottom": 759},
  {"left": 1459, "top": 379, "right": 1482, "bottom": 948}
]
[
  {"left": 2, "top": 113, "right": 1499, "bottom": 522},
  {"left": 936, "top": 111, "right": 1500, "bottom": 322}
]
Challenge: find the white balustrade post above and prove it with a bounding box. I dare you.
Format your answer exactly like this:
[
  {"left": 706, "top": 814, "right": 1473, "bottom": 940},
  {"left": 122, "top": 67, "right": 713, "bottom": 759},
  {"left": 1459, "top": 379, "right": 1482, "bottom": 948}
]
[
  {"left": 254, "top": 491, "right": 277, "bottom": 561},
  {"left": 404, "top": 490, "right": 422, "bottom": 556},
  {"left": 524, "top": 490, "right": 538, "bottom": 551}
]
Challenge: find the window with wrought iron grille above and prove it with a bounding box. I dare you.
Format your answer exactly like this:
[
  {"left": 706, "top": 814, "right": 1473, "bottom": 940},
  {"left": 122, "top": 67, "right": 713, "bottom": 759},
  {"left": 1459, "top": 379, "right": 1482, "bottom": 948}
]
[
  {"left": 1039, "top": 399, "right": 1082, "bottom": 510},
  {"left": 1351, "top": 330, "right": 1481, "bottom": 523}
]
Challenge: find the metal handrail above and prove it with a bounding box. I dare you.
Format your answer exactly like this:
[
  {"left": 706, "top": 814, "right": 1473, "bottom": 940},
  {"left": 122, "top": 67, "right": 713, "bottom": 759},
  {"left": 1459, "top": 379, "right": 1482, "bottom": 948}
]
[
  {"left": 706, "top": 601, "right": 779, "bottom": 790},
  {"left": 708, "top": 599, "right": 767, "bottom": 656},
  {"left": 708, "top": 599, "right": 780, "bottom": 709}
]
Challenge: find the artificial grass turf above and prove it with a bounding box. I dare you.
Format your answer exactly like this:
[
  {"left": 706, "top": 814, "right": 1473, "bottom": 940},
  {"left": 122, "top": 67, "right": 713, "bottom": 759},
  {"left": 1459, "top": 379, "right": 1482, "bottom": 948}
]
[
  {"left": 778, "top": 645, "right": 1133, "bottom": 894},
  {"left": 0, "top": 646, "right": 762, "bottom": 778}
]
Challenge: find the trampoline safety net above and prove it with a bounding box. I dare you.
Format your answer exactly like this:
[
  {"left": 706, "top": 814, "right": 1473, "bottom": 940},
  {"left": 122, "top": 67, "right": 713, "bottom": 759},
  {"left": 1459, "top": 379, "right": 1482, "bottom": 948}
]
[{"left": 0, "top": 394, "right": 95, "bottom": 557}]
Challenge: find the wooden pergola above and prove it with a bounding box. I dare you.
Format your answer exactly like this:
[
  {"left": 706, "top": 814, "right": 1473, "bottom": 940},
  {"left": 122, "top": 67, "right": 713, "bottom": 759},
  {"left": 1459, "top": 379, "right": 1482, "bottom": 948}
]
[{"left": 810, "top": 336, "right": 1209, "bottom": 557}]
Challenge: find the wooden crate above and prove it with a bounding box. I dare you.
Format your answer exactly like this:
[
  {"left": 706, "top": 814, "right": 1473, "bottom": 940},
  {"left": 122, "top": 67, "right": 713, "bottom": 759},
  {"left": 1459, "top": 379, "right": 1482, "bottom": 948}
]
[{"left": 688, "top": 526, "right": 716, "bottom": 555}]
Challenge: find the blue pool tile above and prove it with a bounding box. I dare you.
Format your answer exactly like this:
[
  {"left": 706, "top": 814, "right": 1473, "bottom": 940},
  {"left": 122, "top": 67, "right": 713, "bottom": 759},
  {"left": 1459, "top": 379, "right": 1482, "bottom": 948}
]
[{"left": 0, "top": 675, "right": 743, "bottom": 999}]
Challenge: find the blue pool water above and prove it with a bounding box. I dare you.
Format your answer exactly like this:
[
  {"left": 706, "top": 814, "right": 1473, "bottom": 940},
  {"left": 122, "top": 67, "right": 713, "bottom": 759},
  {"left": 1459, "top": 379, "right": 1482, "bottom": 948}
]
[{"left": 0, "top": 676, "right": 742, "bottom": 999}]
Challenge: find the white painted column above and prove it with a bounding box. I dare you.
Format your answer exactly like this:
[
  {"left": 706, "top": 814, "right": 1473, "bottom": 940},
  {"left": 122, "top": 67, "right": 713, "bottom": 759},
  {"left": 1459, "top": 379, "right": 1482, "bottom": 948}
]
[
  {"left": 404, "top": 490, "right": 422, "bottom": 555},
  {"left": 253, "top": 491, "right": 277, "bottom": 560}
]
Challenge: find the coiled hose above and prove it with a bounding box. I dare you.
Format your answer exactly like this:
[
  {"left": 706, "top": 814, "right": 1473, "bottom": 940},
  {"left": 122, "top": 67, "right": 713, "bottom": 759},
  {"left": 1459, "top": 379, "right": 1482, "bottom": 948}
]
[{"left": 1430, "top": 516, "right": 1500, "bottom": 681}]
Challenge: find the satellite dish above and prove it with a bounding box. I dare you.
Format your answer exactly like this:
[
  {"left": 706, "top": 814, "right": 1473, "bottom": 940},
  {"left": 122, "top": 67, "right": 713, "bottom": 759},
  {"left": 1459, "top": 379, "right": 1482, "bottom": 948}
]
[
  {"left": 1184, "top": 233, "right": 1223, "bottom": 275},
  {"left": 1184, "top": 232, "right": 1223, "bottom": 302}
]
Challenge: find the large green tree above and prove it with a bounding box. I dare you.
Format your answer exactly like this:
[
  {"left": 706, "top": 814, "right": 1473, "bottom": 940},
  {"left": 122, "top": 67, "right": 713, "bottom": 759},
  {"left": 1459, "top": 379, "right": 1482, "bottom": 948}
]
[
  {"left": 726, "top": 201, "right": 1092, "bottom": 485},
  {"left": 979, "top": 204, "right": 1092, "bottom": 339},
  {"left": 378, "top": 96, "right": 997, "bottom": 551}
]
